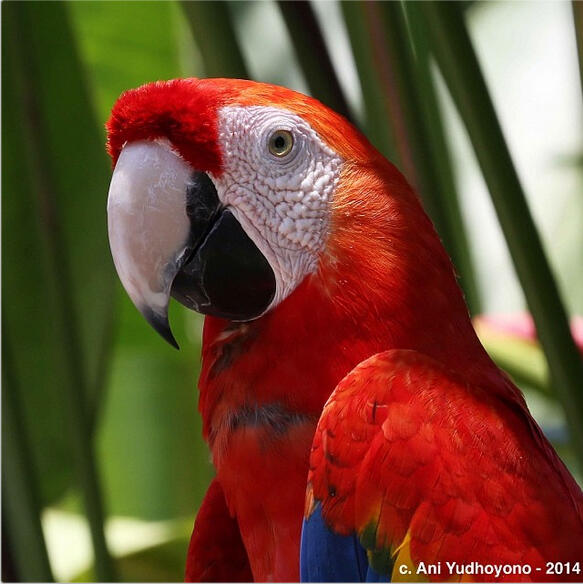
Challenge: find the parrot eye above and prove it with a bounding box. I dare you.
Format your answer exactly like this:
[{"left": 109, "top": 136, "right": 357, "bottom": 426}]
[{"left": 268, "top": 129, "right": 294, "bottom": 157}]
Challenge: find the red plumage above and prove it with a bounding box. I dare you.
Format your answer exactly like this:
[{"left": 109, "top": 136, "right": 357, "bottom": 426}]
[
  {"left": 107, "top": 79, "right": 225, "bottom": 173},
  {"left": 307, "top": 350, "right": 583, "bottom": 581}
]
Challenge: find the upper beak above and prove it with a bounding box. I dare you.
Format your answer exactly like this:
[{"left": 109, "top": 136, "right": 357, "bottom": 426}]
[{"left": 107, "top": 140, "right": 216, "bottom": 348}]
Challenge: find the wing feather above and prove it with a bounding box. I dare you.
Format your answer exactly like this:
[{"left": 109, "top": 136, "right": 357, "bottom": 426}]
[{"left": 304, "top": 350, "right": 583, "bottom": 582}]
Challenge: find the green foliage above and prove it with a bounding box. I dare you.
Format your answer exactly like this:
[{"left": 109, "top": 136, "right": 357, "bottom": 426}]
[
  {"left": 3, "top": 2, "right": 116, "bottom": 579},
  {"left": 68, "top": 0, "right": 213, "bottom": 525},
  {"left": 73, "top": 531, "right": 191, "bottom": 583},
  {"left": 2, "top": 1, "right": 582, "bottom": 581},
  {"left": 180, "top": 0, "right": 249, "bottom": 79},
  {"left": 3, "top": 0, "right": 115, "bottom": 507},
  {"left": 69, "top": 1, "right": 185, "bottom": 120},
  {"left": 277, "top": 1, "right": 353, "bottom": 121},
  {"left": 421, "top": 1, "right": 583, "bottom": 461}
]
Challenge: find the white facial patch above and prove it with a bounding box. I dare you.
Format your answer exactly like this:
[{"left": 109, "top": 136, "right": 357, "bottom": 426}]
[{"left": 212, "top": 106, "right": 342, "bottom": 310}]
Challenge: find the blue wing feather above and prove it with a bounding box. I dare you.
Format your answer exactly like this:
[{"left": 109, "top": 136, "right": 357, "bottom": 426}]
[{"left": 300, "top": 503, "right": 390, "bottom": 582}]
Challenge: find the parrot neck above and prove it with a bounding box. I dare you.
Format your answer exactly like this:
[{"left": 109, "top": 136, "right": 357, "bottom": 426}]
[{"left": 319, "top": 159, "right": 505, "bottom": 390}]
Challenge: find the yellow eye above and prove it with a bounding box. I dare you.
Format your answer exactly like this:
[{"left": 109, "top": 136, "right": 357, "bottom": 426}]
[{"left": 268, "top": 130, "right": 294, "bottom": 157}]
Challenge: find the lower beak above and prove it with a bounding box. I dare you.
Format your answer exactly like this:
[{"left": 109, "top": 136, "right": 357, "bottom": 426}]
[{"left": 107, "top": 140, "right": 276, "bottom": 348}]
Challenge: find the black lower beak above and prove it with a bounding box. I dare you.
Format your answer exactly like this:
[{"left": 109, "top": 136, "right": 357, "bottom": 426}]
[
  {"left": 170, "top": 172, "right": 276, "bottom": 324},
  {"left": 172, "top": 207, "right": 276, "bottom": 320}
]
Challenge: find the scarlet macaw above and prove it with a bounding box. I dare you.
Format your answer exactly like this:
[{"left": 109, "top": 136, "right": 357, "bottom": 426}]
[{"left": 106, "top": 79, "right": 583, "bottom": 582}]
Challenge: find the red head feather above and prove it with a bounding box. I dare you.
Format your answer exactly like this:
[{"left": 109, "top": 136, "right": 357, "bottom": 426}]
[
  {"left": 106, "top": 78, "right": 225, "bottom": 173},
  {"left": 106, "top": 77, "right": 376, "bottom": 174}
]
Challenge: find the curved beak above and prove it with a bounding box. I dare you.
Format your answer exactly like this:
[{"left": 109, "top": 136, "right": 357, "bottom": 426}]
[
  {"left": 107, "top": 139, "right": 277, "bottom": 349},
  {"left": 107, "top": 140, "right": 200, "bottom": 349}
]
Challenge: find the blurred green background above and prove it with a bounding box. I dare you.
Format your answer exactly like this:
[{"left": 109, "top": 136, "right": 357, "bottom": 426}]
[{"left": 2, "top": 1, "right": 582, "bottom": 582}]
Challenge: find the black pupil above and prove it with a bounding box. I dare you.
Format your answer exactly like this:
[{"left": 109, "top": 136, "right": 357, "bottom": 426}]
[{"left": 274, "top": 135, "right": 286, "bottom": 150}]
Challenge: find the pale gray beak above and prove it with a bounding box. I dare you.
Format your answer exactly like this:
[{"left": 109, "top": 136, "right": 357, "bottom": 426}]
[{"left": 107, "top": 140, "right": 192, "bottom": 348}]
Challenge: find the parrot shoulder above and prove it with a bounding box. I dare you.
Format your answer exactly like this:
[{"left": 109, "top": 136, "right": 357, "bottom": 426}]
[{"left": 302, "top": 349, "right": 583, "bottom": 581}]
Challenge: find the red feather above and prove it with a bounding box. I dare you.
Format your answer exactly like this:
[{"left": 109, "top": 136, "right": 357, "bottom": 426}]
[
  {"left": 185, "top": 479, "right": 252, "bottom": 582},
  {"left": 307, "top": 350, "right": 583, "bottom": 581}
]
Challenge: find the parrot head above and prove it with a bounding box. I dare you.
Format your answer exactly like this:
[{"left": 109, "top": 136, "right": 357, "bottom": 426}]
[
  {"left": 107, "top": 78, "right": 458, "bottom": 353},
  {"left": 107, "top": 78, "right": 391, "bottom": 347}
]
